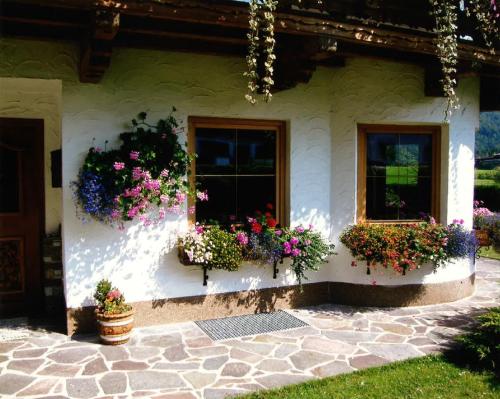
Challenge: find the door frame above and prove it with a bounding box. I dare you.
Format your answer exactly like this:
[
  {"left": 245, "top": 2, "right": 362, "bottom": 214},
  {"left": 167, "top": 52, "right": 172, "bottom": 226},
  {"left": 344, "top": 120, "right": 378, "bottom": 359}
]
[{"left": 0, "top": 117, "right": 45, "bottom": 316}]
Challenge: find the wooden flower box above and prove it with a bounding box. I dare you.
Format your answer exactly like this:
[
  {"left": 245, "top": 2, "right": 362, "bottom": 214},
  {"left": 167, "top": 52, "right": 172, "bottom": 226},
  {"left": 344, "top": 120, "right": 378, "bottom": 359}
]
[{"left": 475, "top": 229, "right": 491, "bottom": 247}]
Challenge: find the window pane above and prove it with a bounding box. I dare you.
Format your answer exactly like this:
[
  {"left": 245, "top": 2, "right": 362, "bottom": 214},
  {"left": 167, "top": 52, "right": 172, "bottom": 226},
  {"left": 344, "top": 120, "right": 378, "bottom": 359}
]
[
  {"left": 237, "top": 176, "right": 275, "bottom": 222},
  {"left": 237, "top": 130, "right": 276, "bottom": 174},
  {"left": 366, "top": 132, "right": 433, "bottom": 221},
  {"left": 196, "top": 176, "right": 236, "bottom": 224},
  {"left": 0, "top": 148, "right": 20, "bottom": 213},
  {"left": 196, "top": 128, "right": 236, "bottom": 175},
  {"left": 367, "top": 134, "right": 397, "bottom": 177}
]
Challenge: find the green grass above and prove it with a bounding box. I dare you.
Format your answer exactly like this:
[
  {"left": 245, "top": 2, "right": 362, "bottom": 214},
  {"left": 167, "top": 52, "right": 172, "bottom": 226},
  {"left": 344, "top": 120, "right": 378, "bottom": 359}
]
[
  {"left": 240, "top": 356, "right": 499, "bottom": 399},
  {"left": 479, "top": 246, "right": 500, "bottom": 261}
]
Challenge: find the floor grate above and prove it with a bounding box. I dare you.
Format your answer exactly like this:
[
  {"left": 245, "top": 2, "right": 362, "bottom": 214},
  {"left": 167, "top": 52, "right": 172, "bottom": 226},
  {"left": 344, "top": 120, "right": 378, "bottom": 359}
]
[{"left": 195, "top": 310, "right": 308, "bottom": 341}]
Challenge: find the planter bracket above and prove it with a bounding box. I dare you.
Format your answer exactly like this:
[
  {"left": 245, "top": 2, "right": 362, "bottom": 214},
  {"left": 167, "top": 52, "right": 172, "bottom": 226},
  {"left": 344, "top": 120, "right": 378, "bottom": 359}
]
[{"left": 203, "top": 265, "right": 209, "bottom": 286}]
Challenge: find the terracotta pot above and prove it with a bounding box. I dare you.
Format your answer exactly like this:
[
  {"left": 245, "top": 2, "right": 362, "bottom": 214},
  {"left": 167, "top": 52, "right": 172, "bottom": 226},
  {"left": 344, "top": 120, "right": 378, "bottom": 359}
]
[
  {"left": 96, "top": 309, "right": 134, "bottom": 345},
  {"left": 475, "top": 229, "right": 491, "bottom": 247}
]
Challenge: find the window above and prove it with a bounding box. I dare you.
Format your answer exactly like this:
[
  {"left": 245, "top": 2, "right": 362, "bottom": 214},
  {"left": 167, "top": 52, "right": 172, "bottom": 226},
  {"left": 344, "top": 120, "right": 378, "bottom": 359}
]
[
  {"left": 188, "top": 117, "right": 286, "bottom": 225},
  {"left": 357, "top": 125, "right": 440, "bottom": 222}
]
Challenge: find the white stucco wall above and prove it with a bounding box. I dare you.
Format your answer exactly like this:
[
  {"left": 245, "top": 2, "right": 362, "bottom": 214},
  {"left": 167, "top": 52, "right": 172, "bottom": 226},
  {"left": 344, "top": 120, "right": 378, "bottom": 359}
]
[
  {"left": 0, "top": 77, "right": 62, "bottom": 233},
  {"left": 0, "top": 38, "right": 479, "bottom": 308}
]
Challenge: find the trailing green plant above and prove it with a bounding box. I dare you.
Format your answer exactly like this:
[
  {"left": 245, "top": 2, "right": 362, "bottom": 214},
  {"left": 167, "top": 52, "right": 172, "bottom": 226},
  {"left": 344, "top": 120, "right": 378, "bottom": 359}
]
[
  {"left": 456, "top": 307, "right": 500, "bottom": 373},
  {"left": 93, "top": 279, "right": 132, "bottom": 315},
  {"left": 72, "top": 110, "right": 207, "bottom": 227}
]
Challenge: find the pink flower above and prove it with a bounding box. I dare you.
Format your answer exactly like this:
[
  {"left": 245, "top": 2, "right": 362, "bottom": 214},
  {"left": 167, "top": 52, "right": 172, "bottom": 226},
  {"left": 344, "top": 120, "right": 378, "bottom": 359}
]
[
  {"left": 291, "top": 248, "right": 301, "bottom": 257},
  {"left": 308, "top": 224, "right": 314, "bottom": 230},
  {"left": 160, "top": 169, "right": 169, "bottom": 177},
  {"left": 132, "top": 167, "right": 143, "bottom": 180},
  {"left": 195, "top": 225, "right": 204, "bottom": 234},
  {"left": 129, "top": 151, "right": 140, "bottom": 160},
  {"left": 275, "top": 229, "right": 282, "bottom": 236},
  {"left": 197, "top": 191, "right": 209, "bottom": 201},
  {"left": 188, "top": 206, "right": 196, "bottom": 215},
  {"left": 160, "top": 194, "right": 169, "bottom": 203},
  {"left": 229, "top": 214, "right": 236, "bottom": 221},
  {"left": 236, "top": 232, "right": 248, "bottom": 245},
  {"left": 158, "top": 207, "right": 166, "bottom": 220},
  {"left": 283, "top": 242, "right": 292, "bottom": 255},
  {"left": 113, "top": 162, "right": 125, "bottom": 171},
  {"left": 94, "top": 147, "right": 102, "bottom": 153},
  {"left": 371, "top": 280, "right": 377, "bottom": 286},
  {"left": 304, "top": 239, "right": 312, "bottom": 246},
  {"left": 290, "top": 237, "right": 299, "bottom": 245},
  {"left": 176, "top": 191, "right": 186, "bottom": 203},
  {"left": 127, "top": 207, "right": 139, "bottom": 218},
  {"left": 107, "top": 289, "right": 121, "bottom": 300},
  {"left": 295, "top": 226, "right": 305, "bottom": 233},
  {"left": 111, "top": 209, "right": 120, "bottom": 219},
  {"left": 351, "top": 260, "right": 357, "bottom": 267}
]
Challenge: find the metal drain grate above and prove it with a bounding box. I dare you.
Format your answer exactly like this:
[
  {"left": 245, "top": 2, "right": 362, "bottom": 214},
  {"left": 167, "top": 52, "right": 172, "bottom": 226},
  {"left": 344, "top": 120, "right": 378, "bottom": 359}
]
[{"left": 195, "top": 310, "right": 308, "bottom": 340}]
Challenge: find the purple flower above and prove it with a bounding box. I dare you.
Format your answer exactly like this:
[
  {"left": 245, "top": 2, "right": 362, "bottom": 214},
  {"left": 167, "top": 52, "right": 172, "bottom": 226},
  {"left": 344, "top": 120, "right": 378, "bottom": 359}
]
[
  {"left": 195, "top": 225, "right": 204, "bottom": 234},
  {"left": 290, "top": 237, "right": 299, "bottom": 245},
  {"left": 129, "top": 151, "right": 140, "bottom": 160},
  {"left": 113, "top": 162, "right": 125, "bottom": 171},
  {"left": 291, "top": 248, "right": 301, "bottom": 257}
]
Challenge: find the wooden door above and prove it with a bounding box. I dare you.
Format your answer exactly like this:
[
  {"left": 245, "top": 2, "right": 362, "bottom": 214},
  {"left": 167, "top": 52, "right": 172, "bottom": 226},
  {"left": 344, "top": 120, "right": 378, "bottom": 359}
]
[{"left": 0, "top": 118, "right": 44, "bottom": 318}]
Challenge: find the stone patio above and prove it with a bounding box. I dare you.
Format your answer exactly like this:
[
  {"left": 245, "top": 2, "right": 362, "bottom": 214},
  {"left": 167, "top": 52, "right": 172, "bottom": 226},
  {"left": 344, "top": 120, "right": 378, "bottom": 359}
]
[{"left": 0, "top": 258, "right": 498, "bottom": 399}]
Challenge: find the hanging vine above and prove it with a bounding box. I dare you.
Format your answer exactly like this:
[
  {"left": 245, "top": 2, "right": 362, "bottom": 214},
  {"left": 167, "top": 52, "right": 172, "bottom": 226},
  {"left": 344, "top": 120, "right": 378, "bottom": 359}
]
[
  {"left": 243, "top": 0, "right": 498, "bottom": 118},
  {"left": 430, "top": 0, "right": 460, "bottom": 120},
  {"left": 244, "top": 0, "right": 277, "bottom": 104}
]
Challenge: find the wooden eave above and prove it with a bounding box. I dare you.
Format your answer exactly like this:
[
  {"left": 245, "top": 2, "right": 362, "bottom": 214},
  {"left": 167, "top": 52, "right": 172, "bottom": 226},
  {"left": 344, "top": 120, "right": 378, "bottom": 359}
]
[{"left": 1, "top": 0, "right": 499, "bottom": 109}]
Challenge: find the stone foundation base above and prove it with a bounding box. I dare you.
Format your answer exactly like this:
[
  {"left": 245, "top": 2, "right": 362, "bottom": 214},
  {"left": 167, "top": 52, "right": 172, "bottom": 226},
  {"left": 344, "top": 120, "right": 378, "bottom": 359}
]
[{"left": 66, "top": 274, "right": 475, "bottom": 335}]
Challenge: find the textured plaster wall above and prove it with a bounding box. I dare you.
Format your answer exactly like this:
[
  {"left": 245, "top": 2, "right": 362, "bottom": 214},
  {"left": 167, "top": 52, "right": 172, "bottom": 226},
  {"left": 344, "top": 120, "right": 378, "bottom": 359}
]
[
  {"left": 0, "top": 38, "right": 479, "bottom": 308},
  {"left": 0, "top": 77, "right": 62, "bottom": 233},
  {"left": 328, "top": 59, "right": 479, "bottom": 286}
]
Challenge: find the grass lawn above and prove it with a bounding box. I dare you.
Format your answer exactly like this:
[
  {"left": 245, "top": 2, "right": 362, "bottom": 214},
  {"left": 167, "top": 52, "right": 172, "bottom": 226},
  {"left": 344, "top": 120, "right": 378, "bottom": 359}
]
[
  {"left": 479, "top": 246, "right": 500, "bottom": 261},
  {"left": 241, "top": 356, "right": 499, "bottom": 399}
]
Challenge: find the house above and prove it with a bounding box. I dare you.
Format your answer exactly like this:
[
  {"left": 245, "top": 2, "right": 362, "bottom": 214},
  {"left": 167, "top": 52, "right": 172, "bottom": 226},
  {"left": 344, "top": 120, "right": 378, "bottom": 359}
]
[{"left": 0, "top": 0, "right": 498, "bottom": 335}]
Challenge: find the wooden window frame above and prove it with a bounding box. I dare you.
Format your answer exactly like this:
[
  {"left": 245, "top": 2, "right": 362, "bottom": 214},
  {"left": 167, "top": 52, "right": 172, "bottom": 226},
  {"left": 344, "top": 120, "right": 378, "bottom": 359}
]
[
  {"left": 357, "top": 124, "right": 441, "bottom": 224},
  {"left": 187, "top": 116, "right": 287, "bottom": 226}
]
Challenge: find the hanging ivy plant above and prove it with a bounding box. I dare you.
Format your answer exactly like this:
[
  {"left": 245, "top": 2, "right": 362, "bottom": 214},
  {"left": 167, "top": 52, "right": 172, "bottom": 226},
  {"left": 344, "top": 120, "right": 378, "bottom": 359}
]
[
  {"left": 72, "top": 109, "right": 208, "bottom": 228},
  {"left": 243, "top": 0, "right": 498, "bottom": 119}
]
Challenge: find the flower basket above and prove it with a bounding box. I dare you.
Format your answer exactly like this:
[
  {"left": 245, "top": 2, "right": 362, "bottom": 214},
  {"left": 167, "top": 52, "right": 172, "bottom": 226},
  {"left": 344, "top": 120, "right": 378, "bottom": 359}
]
[
  {"left": 475, "top": 229, "right": 491, "bottom": 247},
  {"left": 95, "top": 309, "right": 135, "bottom": 345}
]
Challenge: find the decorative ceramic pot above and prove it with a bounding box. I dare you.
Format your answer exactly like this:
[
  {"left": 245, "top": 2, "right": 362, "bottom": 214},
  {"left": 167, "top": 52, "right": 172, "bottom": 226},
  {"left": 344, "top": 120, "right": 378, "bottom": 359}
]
[
  {"left": 96, "top": 309, "right": 134, "bottom": 345},
  {"left": 475, "top": 229, "right": 491, "bottom": 247}
]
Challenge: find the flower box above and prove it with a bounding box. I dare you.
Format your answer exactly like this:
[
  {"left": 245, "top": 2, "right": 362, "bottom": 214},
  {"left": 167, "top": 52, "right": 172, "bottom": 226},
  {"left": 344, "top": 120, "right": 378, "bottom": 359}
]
[{"left": 475, "top": 229, "right": 491, "bottom": 247}]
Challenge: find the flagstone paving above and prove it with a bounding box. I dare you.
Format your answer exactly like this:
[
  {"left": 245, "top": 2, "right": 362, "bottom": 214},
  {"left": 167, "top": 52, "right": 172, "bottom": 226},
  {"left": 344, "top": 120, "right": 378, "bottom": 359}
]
[{"left": 0, "top": 258, "right": 498, "bottom": 398}]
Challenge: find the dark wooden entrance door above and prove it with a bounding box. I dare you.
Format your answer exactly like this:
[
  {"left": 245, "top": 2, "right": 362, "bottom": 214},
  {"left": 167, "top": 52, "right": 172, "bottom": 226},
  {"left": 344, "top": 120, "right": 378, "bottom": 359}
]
[{"left": 0, "top": 118, "right": 44, "bottom": 318}]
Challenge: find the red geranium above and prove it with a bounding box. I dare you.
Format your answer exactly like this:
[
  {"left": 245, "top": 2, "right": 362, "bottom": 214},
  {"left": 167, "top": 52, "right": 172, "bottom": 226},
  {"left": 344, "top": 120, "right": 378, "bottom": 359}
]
[
  {"left": 266, "top": 218, "right": 277, "bottom": 228},
  {"left": 251, "top": 222, "right": 263, "bottom": 234}
]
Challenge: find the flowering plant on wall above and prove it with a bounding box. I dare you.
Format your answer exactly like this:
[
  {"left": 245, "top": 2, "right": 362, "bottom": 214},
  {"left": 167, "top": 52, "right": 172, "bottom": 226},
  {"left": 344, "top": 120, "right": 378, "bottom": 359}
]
[
  {"left": 340, "top": 219, "right": 478, "bottom": 276},
  {"left": 72, "top": 110, "right": 208, "bottom": 227},
  {"left": 178, "top": 204, "right": 336, "bottom": 285}
]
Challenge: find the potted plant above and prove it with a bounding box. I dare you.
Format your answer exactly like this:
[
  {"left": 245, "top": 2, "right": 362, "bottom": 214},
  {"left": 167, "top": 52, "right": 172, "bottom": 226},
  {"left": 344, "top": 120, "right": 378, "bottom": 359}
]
[
  {"left": 93, "top": 279, "right": 134, "bottom": 345},
  {"left": 473, "top": 201, "right": 493, "bottom": 247}
]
